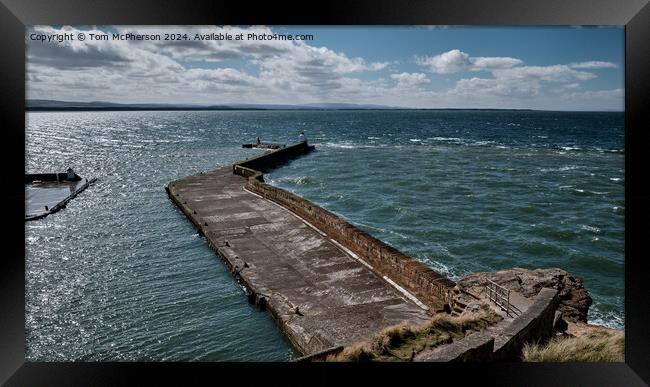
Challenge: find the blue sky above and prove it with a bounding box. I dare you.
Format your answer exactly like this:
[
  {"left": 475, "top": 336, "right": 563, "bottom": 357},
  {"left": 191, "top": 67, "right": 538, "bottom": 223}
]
[{"left": 26, "top": 26, "right": 624, "bottom": 110}]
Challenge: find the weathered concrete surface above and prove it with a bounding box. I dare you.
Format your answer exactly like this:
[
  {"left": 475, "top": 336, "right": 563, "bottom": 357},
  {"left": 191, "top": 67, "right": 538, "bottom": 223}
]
[
  {"left": 420, "top": 332, "right": 495, "bottom": 362},
  {"left": 237, "top": 144, "right": 456, "bottom": 313},
  {"left": 167, "top": 164, "right": 431, "bottom": 355}
]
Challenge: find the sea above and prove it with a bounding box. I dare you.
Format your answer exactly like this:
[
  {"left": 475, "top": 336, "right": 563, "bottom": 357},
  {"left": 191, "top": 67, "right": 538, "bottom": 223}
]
[{"left": 25, "top": 110, "right": 624, "bottom": 361}]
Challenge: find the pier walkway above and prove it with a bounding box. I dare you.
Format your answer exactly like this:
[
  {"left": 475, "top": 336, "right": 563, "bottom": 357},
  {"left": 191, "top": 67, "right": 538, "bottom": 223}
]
[{"left": 167, "top": 142, "right": 454, "bottom": 356}]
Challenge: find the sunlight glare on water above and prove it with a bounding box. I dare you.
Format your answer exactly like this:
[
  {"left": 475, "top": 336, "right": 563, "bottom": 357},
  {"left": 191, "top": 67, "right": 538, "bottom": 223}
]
[{"left": 26, "top": 110, "right": 624, "bottom": 361}]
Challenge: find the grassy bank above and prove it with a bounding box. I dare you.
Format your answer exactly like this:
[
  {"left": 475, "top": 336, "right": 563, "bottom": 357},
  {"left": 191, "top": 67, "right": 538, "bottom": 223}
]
[
  {"left": 327, "top": 304, "right": 502, "bottom": 362},
  {"left": 522, "top": 325, "right": 624, "bottom": 362}
]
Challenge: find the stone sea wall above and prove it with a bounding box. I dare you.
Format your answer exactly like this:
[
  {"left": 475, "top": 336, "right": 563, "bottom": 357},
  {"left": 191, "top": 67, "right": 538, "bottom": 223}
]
[
  {"left": 169, "top": 142, "right": 571, "bottom": 361},
  {"left": 233, "top": 142, "right": 456, "bottom": 312}
]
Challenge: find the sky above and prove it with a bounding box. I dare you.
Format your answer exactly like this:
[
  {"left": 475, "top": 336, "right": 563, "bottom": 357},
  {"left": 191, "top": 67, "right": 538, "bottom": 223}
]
[{"left": 26, "top": 26, "right": 624, "bottom": 110}]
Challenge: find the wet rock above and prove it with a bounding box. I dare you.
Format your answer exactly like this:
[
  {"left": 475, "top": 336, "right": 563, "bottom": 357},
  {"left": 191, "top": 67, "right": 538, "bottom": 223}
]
[{"left": 457, "top": 267, "right": 593, "bottom": 323}]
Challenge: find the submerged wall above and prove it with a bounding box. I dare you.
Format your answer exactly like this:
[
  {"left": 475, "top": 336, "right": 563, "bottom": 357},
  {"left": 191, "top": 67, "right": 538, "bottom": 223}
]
[
  {"left": 25, "top": 173, "right": 81, "bottom": 183},
  {"left": 233, "top": 142, "right": 456, "bottom": 312},
  {"left": 25, "top": 176, "right": 97, "bottom": 221}
]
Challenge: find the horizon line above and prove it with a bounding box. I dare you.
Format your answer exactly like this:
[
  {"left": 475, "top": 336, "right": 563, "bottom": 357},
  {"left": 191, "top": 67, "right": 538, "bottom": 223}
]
[{"left": 25, "top": 99, "right": 624, "bottom": 113}]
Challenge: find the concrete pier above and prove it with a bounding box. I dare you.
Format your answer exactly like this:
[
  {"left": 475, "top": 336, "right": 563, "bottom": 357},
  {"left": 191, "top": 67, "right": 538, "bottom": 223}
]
[
  {"left": 166, "top": 142, "right": 455, "bottom": 356},
  {"left": 26, "top": 173, "right": 97, "bottom": 221},
  {"left": 242, "top": 142, "right": 285, "bottom": 149}
]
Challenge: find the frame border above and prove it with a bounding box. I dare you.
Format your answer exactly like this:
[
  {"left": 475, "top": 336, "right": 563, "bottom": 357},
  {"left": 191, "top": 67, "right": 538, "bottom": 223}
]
[{"left": 1, "top": 0, "right": 648, "bottom": 385}]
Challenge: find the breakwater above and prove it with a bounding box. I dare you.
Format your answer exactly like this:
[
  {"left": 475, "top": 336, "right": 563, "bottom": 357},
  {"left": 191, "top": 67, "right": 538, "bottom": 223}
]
[
  {"left": 234, "top": 144, "right": 456, "bottom": 311},
  {"left": 25, "top": 173, "right": 97, "bottom": 221},
  {"left": 166, "top": 142, "right": 456, "bottom": 355},
  {"left": 25, "top": 172, "right": 81, "bottom": 183}
]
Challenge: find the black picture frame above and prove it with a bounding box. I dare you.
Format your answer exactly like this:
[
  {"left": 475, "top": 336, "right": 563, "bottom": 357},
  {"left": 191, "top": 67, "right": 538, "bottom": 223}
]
[{"left": 1, "top": 0, "right": 648, "bottom": 385}]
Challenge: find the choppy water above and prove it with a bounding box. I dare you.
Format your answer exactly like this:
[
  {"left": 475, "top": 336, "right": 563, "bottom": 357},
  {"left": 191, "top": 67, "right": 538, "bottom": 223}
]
[{"left": 26, "top": 110, "right": 624, "bottom": 361}]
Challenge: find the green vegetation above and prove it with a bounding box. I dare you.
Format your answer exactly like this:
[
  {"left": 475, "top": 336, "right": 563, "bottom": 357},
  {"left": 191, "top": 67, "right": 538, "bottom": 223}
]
[
  {"left": 328, "top": 304, "right": 502, "bottom": 362},
  {"left": 522, "top": 329, "right": 624, "bottom": 362}
]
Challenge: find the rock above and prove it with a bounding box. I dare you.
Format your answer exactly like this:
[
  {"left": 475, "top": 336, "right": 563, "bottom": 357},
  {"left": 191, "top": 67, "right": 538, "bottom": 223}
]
[
  {"left": 461, "top": 302, "right": 483, "bottom": 316},
  {"left": 566, "top": 321, "right": 622, "bottom": 338},
  {"left": 553, "top": 310, "right": 568, "bottom": 332},
  {"left": 456, "top": 267, "right": 593, "bottom": 323}
]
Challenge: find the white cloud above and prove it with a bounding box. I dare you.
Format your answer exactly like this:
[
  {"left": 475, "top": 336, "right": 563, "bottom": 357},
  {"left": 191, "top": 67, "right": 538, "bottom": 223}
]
[
  {"left": 114, "top": 25, "right": 295, "bottom": 62},
  {"left": 185, "top": 68, "right": 262, "bottom": 94},
  {"left": 491, "top": 65, "right": 596, "bottom": 82},
  {"left": 417, "top": 49, "right": 523, "bottom": 74},
  {"left": 369, "top": 61, "right": 390, "bottom": 70},
  {"left": 26, "top": 27, "right": 623, "bottom": 110},
  {"left": 444, "top": 60, "right": 599, "bottom": 102},
  {"left": 453, "top": 76, "right": 541, "bottom": 98},
  {"left": 417, "top": 49, "right": 471, "bottom": 74},
  {"left": 390, "top": 72, "right": 430, "bottom": 88},
  {"left": 416, "top": 25, "right": 451, "bottom": 29},
  {"left": 562, "top": 83, "right": 581, "bottom": 90},
  {"left": 27, "top": 25, "right": 389, "bottom": 103},
  {"left": 471, "top": 56, "right": 524, "bottom": 70},
  {"left": 569, "top": 61, "right": 618, "bottom": 69},
  {"left": 563, "top": 88, "right": 624, "bottom": 99}
]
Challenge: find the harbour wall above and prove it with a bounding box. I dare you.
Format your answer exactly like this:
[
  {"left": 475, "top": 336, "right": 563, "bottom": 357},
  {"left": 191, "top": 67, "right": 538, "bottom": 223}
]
[
  {"left": 233, "top": 142, "right": 456, "bottom": 312},
  {"left": 167, "top": 142, "right": 563, "bottom": 360}
]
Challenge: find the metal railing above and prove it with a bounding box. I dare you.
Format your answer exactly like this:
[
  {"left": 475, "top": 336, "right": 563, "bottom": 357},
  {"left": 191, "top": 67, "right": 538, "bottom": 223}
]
[{"left": 485, "top": 279, "right": 521, "bottom": 317}]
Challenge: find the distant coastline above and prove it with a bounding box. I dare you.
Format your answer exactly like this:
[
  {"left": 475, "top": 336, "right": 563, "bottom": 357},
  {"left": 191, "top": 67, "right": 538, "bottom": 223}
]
[
  {"left": 25, "top": 99, "right": 623, "bottom": 113},
  {"left": 26, "top": 107, "right": 539, "bottom": 112},
  {"left": 26, "top": 106, "right": 270, "bottom": 112}
]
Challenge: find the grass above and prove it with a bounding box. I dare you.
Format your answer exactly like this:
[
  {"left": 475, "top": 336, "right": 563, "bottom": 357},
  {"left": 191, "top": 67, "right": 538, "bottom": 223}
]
[
  {"left": 327, "top": 304, "right": 502, "bottom": 362},
  {"left": 522, "top": 329, "right": 624, "bottom": 362}
]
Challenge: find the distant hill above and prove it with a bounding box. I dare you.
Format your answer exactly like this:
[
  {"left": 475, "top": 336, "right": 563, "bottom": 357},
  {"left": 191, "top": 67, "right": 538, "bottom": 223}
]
[
  {"left": 26, "top": 99, "right": 403, "bottom": 111},
  {"left": 26, "top": 100, "right": 237, "bottom": 111},
  {"left": 26, "top": 100, "right": 574, "bottom": 112},
  {"left": 227, "top": 102, "right": 401, "bottom": 110}
]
